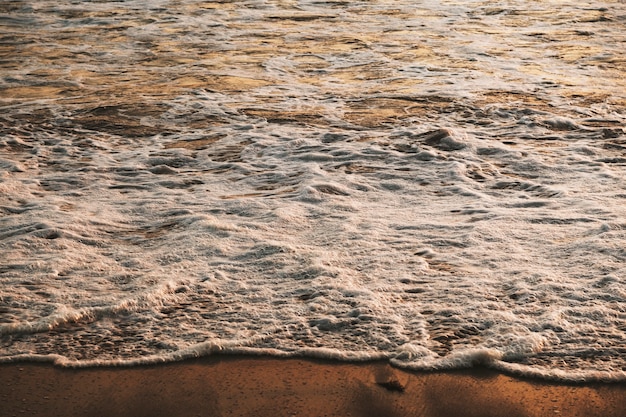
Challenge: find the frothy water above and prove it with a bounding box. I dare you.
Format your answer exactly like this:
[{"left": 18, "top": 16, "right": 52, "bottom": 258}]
[{"left": 1, "top": 0, "right": 625, "bottom": 381}]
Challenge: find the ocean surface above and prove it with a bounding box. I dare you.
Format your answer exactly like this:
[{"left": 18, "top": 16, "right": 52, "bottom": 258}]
[{"left": 1, "top": 0, "right": 625, "bottom": 382}]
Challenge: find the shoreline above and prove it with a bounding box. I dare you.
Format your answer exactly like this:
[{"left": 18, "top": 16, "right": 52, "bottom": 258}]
[{"left": 2, "top": 356, "right": 625, "bottom": 417}]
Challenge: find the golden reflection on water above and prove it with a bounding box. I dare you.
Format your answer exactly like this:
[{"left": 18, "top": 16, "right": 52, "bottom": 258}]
[{"left": 0, "top": 1, "right": 624, "bottom": 125}]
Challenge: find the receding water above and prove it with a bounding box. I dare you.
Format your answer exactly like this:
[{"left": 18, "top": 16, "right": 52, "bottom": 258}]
[{"left": 1, "top": 0, "right": 625, "bottom": 381}]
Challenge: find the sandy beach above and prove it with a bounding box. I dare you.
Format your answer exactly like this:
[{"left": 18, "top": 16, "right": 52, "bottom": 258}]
[{"left": 1, "top": 356, "right": 625, "bottom": 417}]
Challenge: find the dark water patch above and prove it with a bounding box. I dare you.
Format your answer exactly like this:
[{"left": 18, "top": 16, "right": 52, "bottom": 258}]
[
  {"left": 321, "top": 132, "right": 350, "bottom": 143},
  {"left": 39, "top": 177, "right": 89, "bottom": 192},
  {"left": 202, "top": 140, "right": 253, "bottom": 163},
  {"left": 528, "top": 217, "right": 596, "bottom": 225},
  {"left": 72, "top": 105, "right": 173, "bottom": 138},
  {"left": 0, "top": 158, "right": 24, "bottom": 172},
  {"left": 450, "top": 208, "right": 490, "bottom": 215},
  {"left": 113, "top": 167, "right": 144, "bottom": 177},
  {"left": 602, "top": 139, "right": 626, "bottom": 151},
  {"left": 597, "top": 158, "right": 626, "bottom": 164},
  {"left": 149, "top": 165, "right": 178, "bottom": 175},
  {"left": 241, "top": 108, "right": 329, "bottom": 126},
  {"left": 147, "top": 155, "right": 196, "bottom": 168},
  {"left": 491, "top": 181, "right": 562, "bottom": 198},
  {"left": 158, "top": 179, "right": 204, "bottom": 189},
  {"left": 0, "top": 205, "right": 31, "bottom": 215},
  {"left": 519, "top": 135, "right": 564, "bottom": 141},
  {"left": 108, "top": 184, "right": 149, "bottom": 190},
  {"left": 0, "top": 15, "right": 38, "bottom": 26},
  {"left": 420, "top": 129, "right": 467, "bottom": 151},
  {"left": 312, "top": 183, "right": 351, "bottom": 196},
  {"left": 267, "top": 14, "right": 337, "bottom": 22},
  {"left": 508, "top": 201, "right": 551, "bottom": 209},
  {"left": 404, "top": 288, "right": 427, "bottom": 294}
]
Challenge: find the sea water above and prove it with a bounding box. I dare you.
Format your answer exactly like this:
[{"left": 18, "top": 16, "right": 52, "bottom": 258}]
[{"left": 0, "top": 0, "right": 625, "bottom": 382}]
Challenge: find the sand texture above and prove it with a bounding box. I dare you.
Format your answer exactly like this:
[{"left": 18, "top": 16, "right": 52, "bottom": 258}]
[{"left": 1, "top": 357, "right": 625, "bottom": 417}]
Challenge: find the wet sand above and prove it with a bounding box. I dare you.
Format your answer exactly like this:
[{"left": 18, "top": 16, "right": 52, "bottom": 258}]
[{"left": 1, "top": 356, "right": 625, "bottom": 417}]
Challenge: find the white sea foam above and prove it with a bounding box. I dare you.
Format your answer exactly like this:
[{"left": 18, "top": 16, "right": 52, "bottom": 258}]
[{"left": 1, "top": 0, "right": 625, "bottom": 382}]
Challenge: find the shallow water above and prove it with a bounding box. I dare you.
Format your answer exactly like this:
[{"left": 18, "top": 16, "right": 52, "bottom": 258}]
[{"left": 1, "top": 0, "right": 625, "bottom": 381}]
